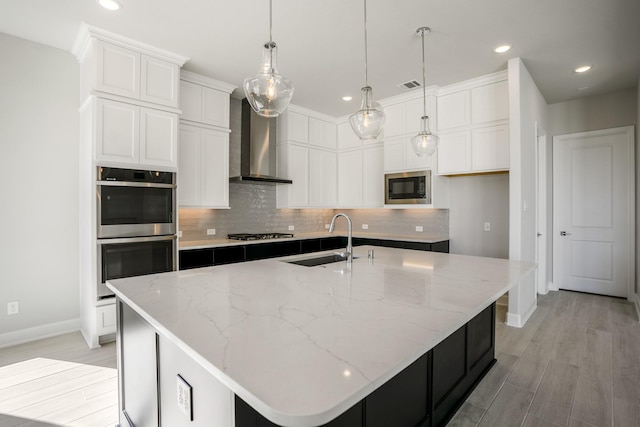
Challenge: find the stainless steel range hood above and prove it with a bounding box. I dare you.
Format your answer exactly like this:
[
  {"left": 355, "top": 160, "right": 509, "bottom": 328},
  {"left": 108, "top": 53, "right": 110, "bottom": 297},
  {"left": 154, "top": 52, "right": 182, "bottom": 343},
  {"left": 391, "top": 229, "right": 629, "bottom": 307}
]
[{"left": 229, "top": 99, "right": 292, "bottom": 185}]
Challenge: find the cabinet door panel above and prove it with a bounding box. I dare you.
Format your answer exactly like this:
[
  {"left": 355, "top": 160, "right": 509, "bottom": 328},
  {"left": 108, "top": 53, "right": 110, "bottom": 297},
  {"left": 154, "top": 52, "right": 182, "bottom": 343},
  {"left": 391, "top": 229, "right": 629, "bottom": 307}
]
[
  {"left": 139, "top": 108, "right": 178, "bottom": 168},
  {"left": 471, "top": 80, "right": 509, "bottom": 124},
  {"left": 383, "top": 103, "right": 405, "bottom": 138},
  {"left": 405, "top": 96, "right": 431, "bottom": 135},
  {"left": 309, "top": 118, "right": 337, "bottom": 149},
  {"left": 383, "top": 139, "right": 405, "bottom": 172},
  {"left": 96, "top": 41, "right": 140, "bottom": 99},
  {"left": 436, "top": 91, "right": 470, "bottom": 131},
  {"left": 471, "top": 125, "right": 509, "bottom": 172},
  {"left": 467, "top": 304, "right": 495, "bottom": 371},
  {"left": 338, "top": 151, "right": 363, "bottom": 207},
  {"left": 200, "top": 129, "right": 229, "bottom": 207},
  {"left": 432, "top": 325, "right": 466, "bottom": 408},
  {"left": 96, "top": 98, "right": 139, "bottom": 164},
  {"left": 365, "top": 354, "right": 428, "bottom": 427},
  {"left": 202, "top": 87, "right": 230, "bottom": 128},
  {"left": 285, "top": 111, "right": 309, "bottom": 143},
  {"left": 363, "top": 146, "right": 384, "bottom": 207},
  {"left": 309, "top": 149, "right": 337, "bottom": 207},
  {"left": 337, "top": 122, "right": 362, "bottom": 149},
  {"left": 178, "top": 126, "right": 201, "bottom": 206},
  {"left": 405, "top": 139, "right": 433, "bottom": 170},
  {"left": 179, "top": 80, "right": 203, "bottom": 122},
  {"left": 287, "top": 145, "right": 309, "bottom": 206},
  {"left": 140, "top": 54, "right": 179, "bottom": 108},
  {"left": 437, "top": 130, "right": 470, "bottom": 175}
]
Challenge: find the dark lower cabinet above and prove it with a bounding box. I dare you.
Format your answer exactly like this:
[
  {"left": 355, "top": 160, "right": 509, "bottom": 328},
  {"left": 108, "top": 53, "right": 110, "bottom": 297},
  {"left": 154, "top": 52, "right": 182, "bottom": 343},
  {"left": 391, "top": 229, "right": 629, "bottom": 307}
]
[
  {"left": 179, "top": 248, "right": 214, "bottom": 270},
  {"left": 366, "top": 353, "right": 429, "bottom": 427},
  {"left": 245, "top": 241, "right": 301, "bottom": 261},
  {"left": 235, "top": 395, "right": 362, "bottom": 427},
  {"left": 235, "top": 303, "right": 494, "bottom": 427},
  {"left": 300, "top": 239, "right": 322, "bottom": 254},
  {"left": 214, "top": 246, "right": 246, "bottom": 265},
  {"left": 320, "top": 236, "right": 347, "bottom": 250}
]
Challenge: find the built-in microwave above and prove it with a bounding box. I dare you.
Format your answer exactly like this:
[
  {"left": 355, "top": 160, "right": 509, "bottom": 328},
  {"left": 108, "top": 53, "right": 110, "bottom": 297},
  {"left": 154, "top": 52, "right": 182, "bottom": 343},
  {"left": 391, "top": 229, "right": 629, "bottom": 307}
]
[
  {"left": 385, "top": 170, "right": 431, "bottom": 205},
  {"left": 97, "top": 167, "right": 176, "bottom": 238}
]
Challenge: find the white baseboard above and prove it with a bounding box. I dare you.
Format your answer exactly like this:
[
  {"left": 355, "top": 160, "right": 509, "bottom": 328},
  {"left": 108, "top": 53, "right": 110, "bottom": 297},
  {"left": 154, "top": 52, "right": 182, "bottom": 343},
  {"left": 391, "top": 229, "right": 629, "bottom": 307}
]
[
  {"left": 634, "top": 293, "right": 640, "bottom": 323},
  {"left": 0, "top": 318, "right": 80, "bottom": 349},
  {"left": 506, "top": 302, "right": 537, "bottom": 328},
  {"left": 548, "top": 281, "right": 559, "bottom": 292}
]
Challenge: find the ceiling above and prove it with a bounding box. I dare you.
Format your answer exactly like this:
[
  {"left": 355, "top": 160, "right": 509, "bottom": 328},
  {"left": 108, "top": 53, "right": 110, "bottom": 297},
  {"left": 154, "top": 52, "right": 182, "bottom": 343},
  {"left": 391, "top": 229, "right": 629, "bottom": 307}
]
[{"left": 1, "top": 0, "right": 639, "bottom": 117}]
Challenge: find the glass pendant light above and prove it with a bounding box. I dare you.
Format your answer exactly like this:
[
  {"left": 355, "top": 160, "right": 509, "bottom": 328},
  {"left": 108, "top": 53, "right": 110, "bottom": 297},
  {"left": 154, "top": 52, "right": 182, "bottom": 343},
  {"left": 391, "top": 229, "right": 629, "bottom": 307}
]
[
  {"left": 349, "top": 0, "right": 385, "bottom": 141},
  {"left": 411, "top": 27, "right": 439, "bottom": 157},
  {"left": 243, "top": 0, "right": 294, "bottom": 118}
]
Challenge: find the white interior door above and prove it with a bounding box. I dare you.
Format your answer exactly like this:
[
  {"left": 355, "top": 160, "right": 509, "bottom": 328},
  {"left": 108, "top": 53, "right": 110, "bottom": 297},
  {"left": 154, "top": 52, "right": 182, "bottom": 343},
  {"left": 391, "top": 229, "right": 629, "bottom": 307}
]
[
  {"left": 553, "top": 126, "right": 634, "bottom": 298},
  {"left": 536, "top": 126, "right": 548, "bottom": 294}
]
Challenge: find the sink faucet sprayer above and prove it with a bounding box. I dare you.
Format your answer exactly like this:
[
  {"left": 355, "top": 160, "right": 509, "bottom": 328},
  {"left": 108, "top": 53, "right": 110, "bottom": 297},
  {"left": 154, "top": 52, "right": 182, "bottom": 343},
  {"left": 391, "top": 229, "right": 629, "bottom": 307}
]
[{"left": 329, "top": 213, "right": 353, "bottom": 263}]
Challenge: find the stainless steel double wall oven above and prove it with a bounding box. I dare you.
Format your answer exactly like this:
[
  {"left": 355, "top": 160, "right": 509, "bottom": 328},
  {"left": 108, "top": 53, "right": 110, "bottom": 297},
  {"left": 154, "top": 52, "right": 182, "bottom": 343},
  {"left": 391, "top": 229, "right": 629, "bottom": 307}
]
[{"left": 96, "top": 167, "right": 177, "bottom": 299}]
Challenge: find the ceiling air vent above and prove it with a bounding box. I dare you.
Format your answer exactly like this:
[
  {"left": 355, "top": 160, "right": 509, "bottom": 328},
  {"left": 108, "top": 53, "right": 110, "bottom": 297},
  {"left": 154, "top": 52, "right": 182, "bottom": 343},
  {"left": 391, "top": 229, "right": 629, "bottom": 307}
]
[{"left": 396, "top": 80, "right": 421, "bottom": 91}]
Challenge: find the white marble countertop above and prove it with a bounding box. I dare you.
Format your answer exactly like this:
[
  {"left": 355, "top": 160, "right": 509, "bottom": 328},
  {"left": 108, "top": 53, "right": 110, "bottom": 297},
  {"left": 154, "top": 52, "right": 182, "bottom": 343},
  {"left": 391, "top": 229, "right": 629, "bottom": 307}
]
[
  {"left": 107, "top": 246, "right": 534, "bottom": 427},
  {"left": 179, "top": 231, "right": 449, "bottom": 250}
]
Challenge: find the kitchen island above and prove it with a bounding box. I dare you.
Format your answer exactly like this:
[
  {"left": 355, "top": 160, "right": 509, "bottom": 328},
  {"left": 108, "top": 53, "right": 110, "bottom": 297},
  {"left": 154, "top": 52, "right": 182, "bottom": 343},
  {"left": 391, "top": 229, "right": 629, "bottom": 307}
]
[{"left": 107, "top": 246, "right": 534, "bottom": 427}]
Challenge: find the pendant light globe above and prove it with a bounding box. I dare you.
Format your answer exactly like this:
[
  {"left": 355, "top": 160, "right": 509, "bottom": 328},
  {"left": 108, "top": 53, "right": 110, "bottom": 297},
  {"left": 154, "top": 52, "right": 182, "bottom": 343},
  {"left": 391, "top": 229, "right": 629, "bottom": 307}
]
[
  {"left": 349, "top": 86, "right": 385, "bottom": 141},
  {"left": 350, "top": 0, "right": 385, "bottom": 140},
  {"left": 411, "top": 115, "right": 438, "bottom": 157},
  {"left": 243, "top": 41, "right": 294, "bottom": 118},
  {"left": 412, "top": 26, "right": 438, "bottom": 157}
]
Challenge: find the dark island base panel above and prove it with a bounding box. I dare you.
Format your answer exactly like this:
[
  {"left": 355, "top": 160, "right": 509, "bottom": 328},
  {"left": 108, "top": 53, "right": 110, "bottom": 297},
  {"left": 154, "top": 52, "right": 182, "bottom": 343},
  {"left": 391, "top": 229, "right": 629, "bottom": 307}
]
[
  {"left": 180, "top": 237, "right": 450, "bottom": 270},
  {"left": 235, "top": 304, "right": 495, "bottom": 427}
]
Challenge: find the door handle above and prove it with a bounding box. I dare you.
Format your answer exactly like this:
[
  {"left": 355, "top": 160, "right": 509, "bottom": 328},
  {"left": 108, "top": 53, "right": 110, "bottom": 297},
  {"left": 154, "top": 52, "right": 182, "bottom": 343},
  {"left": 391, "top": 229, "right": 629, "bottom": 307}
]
[
  {"left": 560, "top": 231, "right": 571, "bottom": 236},
  {"left": 537, "top": 233, "right": 542, "bottom": 237}
]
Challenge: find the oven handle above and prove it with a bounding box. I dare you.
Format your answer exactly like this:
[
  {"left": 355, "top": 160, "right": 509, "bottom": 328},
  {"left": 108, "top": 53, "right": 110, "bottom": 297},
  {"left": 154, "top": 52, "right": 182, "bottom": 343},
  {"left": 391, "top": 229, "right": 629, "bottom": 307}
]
[
  {"left": 97, "top": 235, "right": 177, "bottom": 245},
  {"left": 97, "top": 180, "right": 177, "bottom": 189}
]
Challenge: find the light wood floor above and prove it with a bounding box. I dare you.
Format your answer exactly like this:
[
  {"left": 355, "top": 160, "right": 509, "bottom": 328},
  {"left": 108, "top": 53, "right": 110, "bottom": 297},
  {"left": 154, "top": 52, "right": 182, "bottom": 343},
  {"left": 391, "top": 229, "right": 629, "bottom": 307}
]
[
  {"left": 448, "top": 290, "right": 640, "bottom": 427},
  {"left": 0, "top": 333, "right": 118, "bottom": 427},
  {"left": 0, "top": 291, "right": 638, "bottom": 427}
]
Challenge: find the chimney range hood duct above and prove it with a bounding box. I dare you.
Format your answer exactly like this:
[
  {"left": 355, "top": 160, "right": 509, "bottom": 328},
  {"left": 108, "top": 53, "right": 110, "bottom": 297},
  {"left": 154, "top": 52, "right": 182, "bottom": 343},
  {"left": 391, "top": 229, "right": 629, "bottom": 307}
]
[{"left": 229, "top": 99, "right": 292, "bottom": 185}]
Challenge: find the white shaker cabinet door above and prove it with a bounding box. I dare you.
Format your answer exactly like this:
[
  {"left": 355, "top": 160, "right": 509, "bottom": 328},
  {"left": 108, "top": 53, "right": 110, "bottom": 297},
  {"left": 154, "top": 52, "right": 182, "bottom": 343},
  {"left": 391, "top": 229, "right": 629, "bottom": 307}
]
[
  {"left": 140, "top": 54, "right": 179, "bottom": 108},
  {"left": 436, "top": 91, "right": 470, "bottom": 131},
  {"left": 287, "top": 145, "right": 310, "bottom": 207},
  {"left": 437, "top": 130, "right": 471, "bottom": 175},
  {"left": 179, "top": 80, "right": 203, "bottom": 123},
  {"left": 338, "top": 150, "right": 363, "bottom": 207},
  {"left": 202, "top": 87, "right": 231, "bottom": 129},
  {"left": 139, "top": 108, "right": 178, "bottom": 169},
  {"left": 200, "top": 129, "right": 229, "bottom": 208},
  {"left": 471, "top": 80, "right": 509, "bottom": 124},
  {"left": 95, "top": 98, "right": 140, "bottom": 164},
  {"left": 363, "top": 146, "right": 384, "bottom": 207},
  {"left": 309, "top": 118, "right": 337, "bottom": 150},
  {"left": 471, "top": 124, "right": 509, "bottom": 172},
  {"left": 96, "top": 41, "right": 141, "bottom": 99},
  {"left": 178, "top": 125, "right": 201, "bottom": 206},
  {"left": 337, "top": 122, "right": 362, "bottom": 150},
  {"left": 309, "top": 149, "right": 337, "bottom": 207}
]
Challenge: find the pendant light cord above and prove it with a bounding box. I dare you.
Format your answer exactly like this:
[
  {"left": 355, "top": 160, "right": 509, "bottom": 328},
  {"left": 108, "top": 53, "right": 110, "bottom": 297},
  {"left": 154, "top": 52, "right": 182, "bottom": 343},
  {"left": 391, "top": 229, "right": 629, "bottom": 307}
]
[
  {"left": 420, "top": 28, "right": 427, "bottom": 118},
  {"left": 269, "top": 0, "right": 273, "bottom": 43},
  {"left": 363, "top": 0, "right": 369, "bottom": 86}
]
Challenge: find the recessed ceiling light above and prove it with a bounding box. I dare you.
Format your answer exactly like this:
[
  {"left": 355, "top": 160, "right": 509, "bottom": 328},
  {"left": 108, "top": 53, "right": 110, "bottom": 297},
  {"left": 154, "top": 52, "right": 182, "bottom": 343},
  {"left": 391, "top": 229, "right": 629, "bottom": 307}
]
[
  {"left": 575, "top": 65, "right": 592, "bottom": 73},
  {"left": 493, "top": 44, "right": 512, "bottom": 54},
  {"left": 98, "top": 0, "right": 122, "bottom": 11},
  {"left": 577, "top": 86, "right": 590, "bottom": 92},
  {"left": 342, "top": 96, "right": 353, "bottom": 102}
]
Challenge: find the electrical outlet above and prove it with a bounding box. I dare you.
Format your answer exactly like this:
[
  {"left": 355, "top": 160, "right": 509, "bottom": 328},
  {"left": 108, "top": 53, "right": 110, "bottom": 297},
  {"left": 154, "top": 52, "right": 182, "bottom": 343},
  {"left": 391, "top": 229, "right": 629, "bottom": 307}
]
[
  {"left": 176, "top": 375, "right": 193, "bottom": 421},
  {"left": 288, "top": 225, "right": 295, "bottom": 231},
  {"left": 177, "top": 230, "right": 183, "bottom": 238},
  {"left": 206, "top": 228, "right": 216, "bottom": 236},
  {"left": 7, "top": 301, "right": 19, "bottom": 315},
  {"left": 362, "top": 224, "right": 368, "bottom": 230},
  {"left": 484, "top": 222, "right": 491, "bottom": 232},
  {"left": 324, "top": 224, "right": 330, "bottom": 229},
  {"left": 415, "top": 226, "right": 423, "bottom": 232}
]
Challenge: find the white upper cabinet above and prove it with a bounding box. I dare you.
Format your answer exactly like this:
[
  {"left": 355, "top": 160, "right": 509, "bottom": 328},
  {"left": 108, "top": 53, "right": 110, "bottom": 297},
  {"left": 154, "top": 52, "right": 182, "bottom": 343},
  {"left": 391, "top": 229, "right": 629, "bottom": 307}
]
[
  {"left": 436, "top": 90, "right": 470, "bottom": 131},
  {"left": 337, "top": 122, "right": 362, "bottom": 149},
  {"left": 435, "top": 73, "right": 509, "bottom": 175},
  {"left": 178, "top": 124, "right": 229, "bottom": 208},
  {"left": 309, "top": 117, "right": 337, "bottom": 149},
  {"left": 471, "top": 80, "right": 509, "bottom": 124},
  {"left": 278, "top": 110, "right": 309, "bottom": 144},
  {"left": 74, "top": 25, "right": 188, "bottom": 109},
  {"left": 337, "top": 144, "right": 384, "bottom": 208},
  {"left": 309, "top": 149, "right": 337, "bottom": 207},
  {"left": 94, "top": 98, "right": 178, "bottom": 169},
  {"left": 382, "top": 96, "right": 432, "bottom": 139},
  {"left": 179, "top": 71, "right": 235, "bottom": 129}
]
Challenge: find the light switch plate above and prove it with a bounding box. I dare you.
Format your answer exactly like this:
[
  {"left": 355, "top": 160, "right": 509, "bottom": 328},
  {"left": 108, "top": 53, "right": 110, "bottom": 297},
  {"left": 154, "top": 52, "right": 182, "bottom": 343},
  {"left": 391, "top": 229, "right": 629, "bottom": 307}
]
[
  {"left": 484, "top": 222, "right": 491, "bottom": 232},
  {"left": 362, "top": 224, "right": 368, "bottom": 230},
  {"left": 176, "top": 374, "right": 193, "bottom": 421},
  {"left": 206, "top": 228, "right": 216, "bottom": 236},
  {"left": 415, "top": 226, "right": 423, "bottom": 232},
  {"left": 288, "top": 225, "right": 295, "bottom": 231}
]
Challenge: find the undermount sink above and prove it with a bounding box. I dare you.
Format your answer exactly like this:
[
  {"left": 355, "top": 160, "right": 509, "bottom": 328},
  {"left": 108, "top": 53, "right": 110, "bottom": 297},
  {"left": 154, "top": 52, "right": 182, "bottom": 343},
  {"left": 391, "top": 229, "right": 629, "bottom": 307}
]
[{"left": 286, "top": 253, "right": 357, "bottom": 267}]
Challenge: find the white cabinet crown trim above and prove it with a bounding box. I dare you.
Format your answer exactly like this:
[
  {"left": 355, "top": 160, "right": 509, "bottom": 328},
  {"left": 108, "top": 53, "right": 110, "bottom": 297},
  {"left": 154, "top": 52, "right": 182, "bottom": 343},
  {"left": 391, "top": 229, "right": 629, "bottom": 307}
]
[
  {"left": 72, "top": 23, "right": 189, "bottom": 66},
  {"left": 436, "top": 70, "right": 508, "bottom": 96},
  {"left": 180, "top": 70, "right": 236, "bottom": 94}
]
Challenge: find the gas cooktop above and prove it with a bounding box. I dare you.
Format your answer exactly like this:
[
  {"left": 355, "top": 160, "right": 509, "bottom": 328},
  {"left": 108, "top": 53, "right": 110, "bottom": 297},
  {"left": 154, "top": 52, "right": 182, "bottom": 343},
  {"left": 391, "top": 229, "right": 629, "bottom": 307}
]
[{"left": 228, "top": 233, "right": 294, "bottom": 241}]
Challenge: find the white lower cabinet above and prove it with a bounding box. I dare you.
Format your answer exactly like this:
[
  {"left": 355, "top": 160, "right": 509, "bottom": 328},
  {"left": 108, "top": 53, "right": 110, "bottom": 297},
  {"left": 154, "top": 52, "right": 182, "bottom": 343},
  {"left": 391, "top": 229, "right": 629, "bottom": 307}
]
[
  {"left": 437, "top": 124, "right": 509, "bottom": 175},
  {"left": 95, "top": 303, "right": 116, "bottom": 336},
  {"left": 178, "top": 124, "right": 229, "bottom": 208},
  {"left": 95, "top": 97, "right": 178, "bottom": 169},
  {"left": 338, "top": 145, "right": 383, "bottom": 208}
]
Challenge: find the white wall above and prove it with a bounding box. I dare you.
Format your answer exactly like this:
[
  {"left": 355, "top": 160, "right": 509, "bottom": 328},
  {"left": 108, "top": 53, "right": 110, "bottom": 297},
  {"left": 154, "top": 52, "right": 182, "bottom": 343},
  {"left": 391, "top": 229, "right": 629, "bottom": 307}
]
[
  {"left": 507, "top": 58, "right": 549, "bottom": 327},
  {"left": 448, "top": 174, "right": 509, "bottom": 258},
  {"left": 0, "top": 33, "right": 80, "bottom": 345},
  {"left": 637, "top": 76, "right": 640, "bottom": 299}
]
